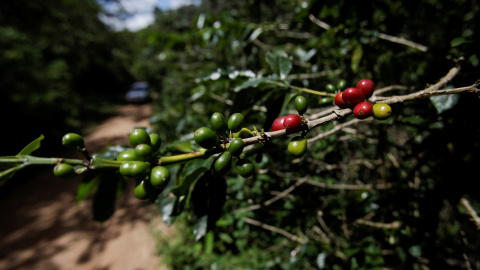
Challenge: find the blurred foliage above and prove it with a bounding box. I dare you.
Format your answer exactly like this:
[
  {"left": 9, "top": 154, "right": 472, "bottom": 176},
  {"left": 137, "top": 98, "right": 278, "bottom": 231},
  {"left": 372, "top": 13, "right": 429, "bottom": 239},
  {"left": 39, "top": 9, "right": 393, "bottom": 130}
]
[
  {"left": 135, "top": 0, "right": 480, "bottom": 269},
  {"left": 0, "top": 0, "right": 134, "bottom": 155}
]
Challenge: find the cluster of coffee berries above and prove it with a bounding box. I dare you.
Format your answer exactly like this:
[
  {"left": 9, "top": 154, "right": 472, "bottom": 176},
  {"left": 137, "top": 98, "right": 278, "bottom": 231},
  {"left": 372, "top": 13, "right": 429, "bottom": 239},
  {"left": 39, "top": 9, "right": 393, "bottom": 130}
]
[
  {"left": 53, "top": 133, "right": 86, "bottom": 178},
  {"left": 334, "top": 79, "right": 392, "bottom": 120},
  {"left": 271, "top": 95, "right": 309, "bottom": 158},
  {"left": 117, "top": 128, "right": 170, "bottom": 200},
  {"left": 194, "top": 112, "right": 254, "bottom": 178}
]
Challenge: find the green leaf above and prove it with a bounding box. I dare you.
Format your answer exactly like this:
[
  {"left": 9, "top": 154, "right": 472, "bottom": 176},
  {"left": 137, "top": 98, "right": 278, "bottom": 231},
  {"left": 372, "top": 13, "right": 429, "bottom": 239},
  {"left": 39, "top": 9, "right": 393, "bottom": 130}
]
[
  {"left": 0, "top": 164, "right": 26, "bottom": 186},
  {"left": 173, "top": 141, "right": 194, "bottom": 153},
  {"left": 204, "top": 230, "right": 214, "bottom": 254},
  {"left": 170, "top": 157, "right": 213, "bottom": 196},
  {"left": 266, "top": 51, "right": 292, "bottom": 79},
  {"left": 233, "top": 77, "right": 269, "bottom": 92},
  {"left": 468, "top": 54, "right": 479, "bottom": 67},
  {"left": 408, "top": 245, "right": 422, "bottom": 258},
  {"left": 351, "top": 44, "right": 363, "bottom": 73},
  {"left": 430, "top": 93, "right": 459, "bottom": 114},
  {"left": 76, "top": 171, "right": 99, "bottom": 202},
  {"left": 17, "top": 135, "right": 44, "bottom": 156},
  {"left": 92, "top": 172, "right": 123, "bottom": 222},
  {"left": 280, "top": 92, "right": 297, "bottom": 116},
  {"left": 450, "top": 37, "right": 468, "bottom": 47}
]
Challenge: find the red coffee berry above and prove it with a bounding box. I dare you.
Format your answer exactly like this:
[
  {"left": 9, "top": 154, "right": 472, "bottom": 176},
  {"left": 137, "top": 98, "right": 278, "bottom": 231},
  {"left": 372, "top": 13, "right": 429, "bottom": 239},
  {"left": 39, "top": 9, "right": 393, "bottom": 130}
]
[
  {"left": 342, "top": 87, "right": 365, "bottom": 106},
  {"left": 356, "top": 79, "right": 375, "bottom": 98},
  {"left": 271, "top": 116, "right": 287, "bottom": 131},
  {"left": 334, "top": 92, "right": 349, "bottom": 109},
  {"left": 353, "top": 101, "right": 373, "bottom": 119},
  {"left": 283, "top": 114, "right": 303, "bottom": 133}
]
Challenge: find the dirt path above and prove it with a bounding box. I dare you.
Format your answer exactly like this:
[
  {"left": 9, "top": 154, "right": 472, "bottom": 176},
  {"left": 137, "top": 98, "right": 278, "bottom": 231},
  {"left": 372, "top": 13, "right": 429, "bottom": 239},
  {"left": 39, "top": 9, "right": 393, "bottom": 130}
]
[{"left": 0, "top": 103, "right": 172, "bottom": 270}]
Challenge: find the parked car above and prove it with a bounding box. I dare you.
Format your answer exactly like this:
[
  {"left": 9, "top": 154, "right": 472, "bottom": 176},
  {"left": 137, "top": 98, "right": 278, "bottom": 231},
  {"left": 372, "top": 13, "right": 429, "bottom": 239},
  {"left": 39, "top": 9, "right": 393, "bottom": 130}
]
[{"left": 125, "top": 81, "right": 150, "bottom": 103}]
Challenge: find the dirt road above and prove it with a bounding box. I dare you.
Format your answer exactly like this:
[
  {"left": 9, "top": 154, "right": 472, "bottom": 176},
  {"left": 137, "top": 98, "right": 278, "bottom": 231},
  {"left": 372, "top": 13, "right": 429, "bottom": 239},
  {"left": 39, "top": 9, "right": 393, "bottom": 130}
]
[{"left": 0, "top": 103, "right": 171, "bottom": 270}]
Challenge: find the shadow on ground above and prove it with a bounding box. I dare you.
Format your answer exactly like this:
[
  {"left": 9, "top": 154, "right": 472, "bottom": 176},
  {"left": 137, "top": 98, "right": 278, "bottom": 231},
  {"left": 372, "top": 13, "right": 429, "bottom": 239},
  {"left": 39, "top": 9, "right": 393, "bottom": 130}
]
[{"left": 0, "top": 104, "right": 171, "bottom": 270}]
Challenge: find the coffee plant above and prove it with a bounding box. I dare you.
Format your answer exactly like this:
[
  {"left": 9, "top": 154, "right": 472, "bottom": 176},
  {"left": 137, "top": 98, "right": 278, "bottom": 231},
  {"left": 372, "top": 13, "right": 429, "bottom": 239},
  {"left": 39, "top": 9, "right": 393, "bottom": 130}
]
[{"left": 1, "top": 67, "right": 478, "bottom": 221}]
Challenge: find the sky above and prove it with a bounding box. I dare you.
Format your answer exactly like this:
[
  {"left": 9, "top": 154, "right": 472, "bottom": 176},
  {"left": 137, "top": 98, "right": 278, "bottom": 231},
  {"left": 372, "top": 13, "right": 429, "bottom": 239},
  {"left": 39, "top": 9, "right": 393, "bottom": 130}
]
[{"left": 99, "top": 0, "right": 201, "bottom": 31}]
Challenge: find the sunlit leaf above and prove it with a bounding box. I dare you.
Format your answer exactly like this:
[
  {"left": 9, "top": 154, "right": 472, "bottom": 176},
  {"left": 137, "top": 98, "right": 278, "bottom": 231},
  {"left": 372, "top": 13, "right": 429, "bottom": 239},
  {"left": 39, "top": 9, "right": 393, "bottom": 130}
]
[
  {"left": 193, "top": 215, "right": 208, "bottom": 241},
  {"left": 430, "top": 93, "right": 459, "bottom": 114},
  {"left": 248, "top": 28, "right": 263, "bottom": 41},
  {"left": 158, "top": 195, "right": 178, "bottom": 226}
]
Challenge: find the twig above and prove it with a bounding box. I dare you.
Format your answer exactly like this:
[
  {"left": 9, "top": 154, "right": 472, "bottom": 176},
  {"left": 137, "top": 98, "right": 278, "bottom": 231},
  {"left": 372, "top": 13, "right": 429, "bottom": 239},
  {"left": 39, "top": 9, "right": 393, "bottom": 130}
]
[
  {"left": 243, "top": 217, "right": 308, "bottom": 244},
  {"left": 271, "top": 170, "right": 392, "bottom": 190},
  {"left": 354, "top": 219, "right": 402, "bottom": 229},
  {"left": 460, "top": 229, "right": 473, "bottom": 270},
  {"left": 176, "top": 67, "right": 474, "bottom": 166},
  {"left": 285, "top": 69, "right": 341, "bottom": 80},
  {"left": 276, "top": 31, "right": 314, "bottom": 39},
  {"left": 308, "top": 14, "right": 331, "bottom": 30},
  {"left": 308, "top": 14, "right": 428, "bottom": 52},
  {"left": 372, "top": 85, "right": 411, "bottom": 96},
  {"left": 307, "top": 118, "right": 366, "bottom": 143},
  {"left": 303, "top": 179, "right": 391, "bottom": 190},
  {"left": 460, "top": 198, "right": 480, "bottom": 230},
  {"left": 377, "top": 32, "right": 428, "bottom": 52},
  {"left": 386, "top": 152, "right": 407, "bottom": 178},
  {"left": 317, "top": 211, "right": 348, "bottom": 260},
  {"left": 234, "top": 177, "right": 308, "bottom": 213},
  {"left": 306, "top": 158, "right": 383, "bottom": 171},
  {"left": 310, "top": 226, "right": 331, "bottom": 244}
]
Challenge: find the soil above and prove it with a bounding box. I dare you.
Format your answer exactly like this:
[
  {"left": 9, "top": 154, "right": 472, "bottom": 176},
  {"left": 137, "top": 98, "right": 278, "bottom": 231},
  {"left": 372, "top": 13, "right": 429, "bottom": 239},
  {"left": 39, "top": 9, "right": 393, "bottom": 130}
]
[{"left": 0, "top": 103, "right": 172, "bottom": 270}]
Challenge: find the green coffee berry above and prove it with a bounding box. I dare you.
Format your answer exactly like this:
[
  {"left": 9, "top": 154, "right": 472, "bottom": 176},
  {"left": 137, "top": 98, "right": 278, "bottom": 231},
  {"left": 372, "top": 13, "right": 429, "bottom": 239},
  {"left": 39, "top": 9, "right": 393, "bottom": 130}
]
[
  {"left": 295, "top": 95, "right": 308, "bottom": 115},
  {"left": 337, "top": 79, "right": 347, "bottom": 90},
  {"left": 129, "top": 161, "right": 151, "bottom": 179},
  {"left": 214, "top": 151, "right": 232, "bottom": 175},
  {"left": 194, "top": 127, "right": 219, "bottom": 149},
  {"left": 117, "top": 149, "right": 137, "bottom": 161},
  {"left": 129, "top": 128, "right": 151, "bottom": 148},
  {"left": 134, "top": 143, "right": 153, "bottom": 161},
  {"left": 326, "top": 84, "right": 336, "bottom": 92},
  {"left": 236, "top": 158, "right": 254, "bottom": 178},
  {"left": 53, "top": 163, "right": 76, "bottom": 178},
  {"left": 373, "top": 103, "right": 392, "bottom": 120},
  {"left": 134, "top": 180, "right": 155, "bottom": 200},
  {"left": 287, "top": 136, "right": 307, "bottom": 158},
  {"left": 150, "top": 166, "right": 170, "bottom": 189},
  {"left": 228, "top": 138, "right": 244, "bottom": 156},
  {"left": 120, "top": 161, "right": 150, "bottom": 179},
  {"left": 227, "top": 113, "right": 244, "bottom": 133},
  {"left": 149, "top": 133, "right": 161, "bottom": 152},
  {"left": 210, "top": 112, "right": 228, "bottom": 133},
  {"left": 62, "top": 133, "right": 85, "bottom": 149}
]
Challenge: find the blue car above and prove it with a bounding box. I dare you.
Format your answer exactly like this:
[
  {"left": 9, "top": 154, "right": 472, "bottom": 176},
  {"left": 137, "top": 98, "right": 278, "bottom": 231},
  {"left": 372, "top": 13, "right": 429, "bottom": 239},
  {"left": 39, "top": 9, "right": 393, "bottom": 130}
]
[{"left": 125, "top": 82, "right": 150, "bottom": 103}]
